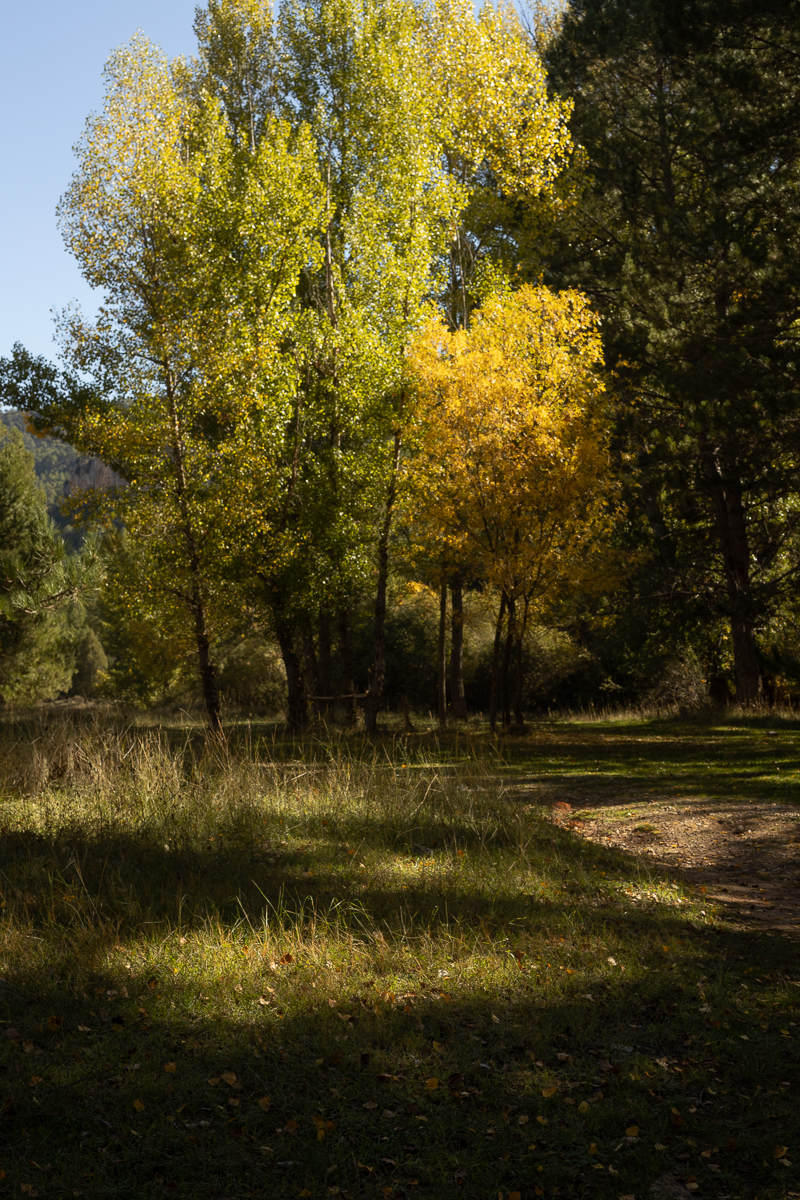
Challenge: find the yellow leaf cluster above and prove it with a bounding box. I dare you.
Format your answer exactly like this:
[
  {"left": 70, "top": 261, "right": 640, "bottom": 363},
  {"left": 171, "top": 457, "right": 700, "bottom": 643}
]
[{"left": 405, "top": 285, "right": 621, "bottom": 612}]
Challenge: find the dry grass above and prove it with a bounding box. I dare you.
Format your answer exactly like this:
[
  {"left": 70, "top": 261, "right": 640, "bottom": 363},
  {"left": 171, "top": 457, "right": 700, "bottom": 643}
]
[{"left": 0, "top": 711, "right": 797, "bottom": 1198}]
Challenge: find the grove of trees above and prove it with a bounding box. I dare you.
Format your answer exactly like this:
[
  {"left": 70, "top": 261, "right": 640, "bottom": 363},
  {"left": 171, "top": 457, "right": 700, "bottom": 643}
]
[{"left": 1, "top": 0, "right": 799, "bottom": 726}]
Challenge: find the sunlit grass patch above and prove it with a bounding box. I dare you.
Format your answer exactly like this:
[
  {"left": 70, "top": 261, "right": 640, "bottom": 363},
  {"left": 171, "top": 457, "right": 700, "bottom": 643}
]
[{"left": 0, "top": 713, "right": 796, "bottom": 1198}]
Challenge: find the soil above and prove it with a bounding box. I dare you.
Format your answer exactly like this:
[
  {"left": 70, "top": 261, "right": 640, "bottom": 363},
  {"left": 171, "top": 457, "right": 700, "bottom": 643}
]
[{"left": 543, "top": 786, "right": 800, "bottom": 937}]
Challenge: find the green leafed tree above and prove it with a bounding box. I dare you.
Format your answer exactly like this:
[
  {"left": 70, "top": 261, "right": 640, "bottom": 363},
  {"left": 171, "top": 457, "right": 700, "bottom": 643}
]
[
  {"left": 3, "top": 35, "right": 325, "bottom": 732},
  {"left": 0, "top": 430, "right": 100, "bottom": 703},
  {"left": 543, "top": 0, "right": 800, "bottom": 702}
]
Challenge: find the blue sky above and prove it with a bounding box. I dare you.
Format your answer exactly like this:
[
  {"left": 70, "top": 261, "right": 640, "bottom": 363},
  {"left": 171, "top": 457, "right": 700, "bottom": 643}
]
[{"left": 1, "top": 0, "right": 200, "bottom": 364}]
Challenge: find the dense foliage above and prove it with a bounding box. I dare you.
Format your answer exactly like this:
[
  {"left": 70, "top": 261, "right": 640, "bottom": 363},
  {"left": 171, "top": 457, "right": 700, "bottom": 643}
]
[{"left": 1, "top": 0, "right": 799, "bottom": 723}]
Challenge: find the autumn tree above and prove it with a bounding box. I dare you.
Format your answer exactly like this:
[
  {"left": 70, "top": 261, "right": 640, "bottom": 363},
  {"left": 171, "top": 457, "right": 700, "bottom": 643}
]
[
  {"left": 3, "top": 36, "right": 325, "bottom": 732},
  {"left": 406, "top": 285, "right": 620, "bottom": 729}
]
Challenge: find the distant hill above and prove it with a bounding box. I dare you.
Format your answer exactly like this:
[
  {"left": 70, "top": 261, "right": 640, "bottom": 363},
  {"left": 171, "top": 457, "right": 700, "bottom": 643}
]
[
  {"left": 0, "top": 411, "right": 79, "bottom": 506},
  {"left": 0, "top": 411, "right": 83, "bottom": 545}
]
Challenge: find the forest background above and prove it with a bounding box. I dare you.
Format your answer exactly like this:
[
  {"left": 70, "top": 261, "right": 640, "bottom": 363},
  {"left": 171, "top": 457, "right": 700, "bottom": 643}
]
[{"left": 1, "top": 0, "right": 799, "bottom": 732}]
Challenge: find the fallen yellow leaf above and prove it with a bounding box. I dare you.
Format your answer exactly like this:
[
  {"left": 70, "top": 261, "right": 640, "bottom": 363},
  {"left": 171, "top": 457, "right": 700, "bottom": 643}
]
[
  {"left": 221, "top": 1071, "right": 237, "bottom": 1086},
  {"left": 164, "top": 1062, "right": 176, "bottom": 1073},
  {"left": 47, "top": 1016, "right": 61, "bottom": 1032},
  {"left": 133, "top": 1099, "right": 144, "bottom": 1112},
  {"left": 774, "top": 1145, "right": 789, "bottom": 1158},
  {"left": 258, "top": 1096, "right": 271, "bottom": 1111},
  {"left": 578, "top": 1101, "right": 590, "bottom": 1114},
  {"left": 426, "top": 1077, "right": 439, "bottom": 1091},
  {"left": 625, "top": 1125, "right": 639, "bottom": 1137},
  {"left": 541, "top": 1086, "right": 558, "bottom": 1098},
  {"left": 537, "top": 1116, "right": 549, "bottom": 1126}
]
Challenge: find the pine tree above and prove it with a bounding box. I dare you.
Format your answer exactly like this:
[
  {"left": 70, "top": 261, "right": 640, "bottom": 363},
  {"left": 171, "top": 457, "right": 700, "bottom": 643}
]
[
  {"left": 0, "top": 430, "right": 95, "bottom": 702},
  {"left": 543, "top": 0, "right": 800, "bottom": 702}
]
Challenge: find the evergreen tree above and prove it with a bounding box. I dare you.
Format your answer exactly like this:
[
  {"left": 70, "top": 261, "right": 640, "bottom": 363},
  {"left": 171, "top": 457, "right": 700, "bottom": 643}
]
[
  {"left": 543, "top": 0, "right": 800, "bottom": 701},
  {"left": 0, "top": 430, "right": 98, "bottom": 702}
]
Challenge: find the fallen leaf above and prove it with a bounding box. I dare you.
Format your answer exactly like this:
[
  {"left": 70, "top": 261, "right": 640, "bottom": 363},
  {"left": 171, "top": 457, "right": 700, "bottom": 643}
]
[
  {"left": 541, "top": 1086, "right": 558, "bottom": 1098},
  {"left": 164, "top": 1062, "right": 176, "bottom": 1073},
  {"left": 29, "top": 1076, "right": 43, "bottom": 1087},
  {"left": 509, "top": 1193, "right": 521, "bottom": 1199},
  {"left": 77, "top": 1025, "right": 91, "bottom": 1032},
  {"left": 279, "top": 953, "right": 293, "bottom": 964},
  {"left": 133, "top": 1099, "right": 144, "bottom": 1112},
  {"left": 537, "top": 1116, "right": 549, "bottom": 1126},
  {"left": 363, "top": 1101, "right": 378, "bottom": 1110},
  {"left": 221, "top": 1071, "right": 237, "bottom": 1087},
  {"left": 775, "top": 1145, "right": 789, "bottom": 1158},
  {"left": 779, "top": 1157, "right": 792, "bottom": 1167},
  {"left": 426, "top": 1078, "right": 439, "bottom": 1091},
  {"left": 518, "top": 1115, "right": 529, "bottom": 1125},
  {"left": 283, "top": 1118, "right": 299, "bottom": 1133},
  {"left": 671, "top": 1107, "right": 684, "bottom": 1126},
  {"left": 625, "top": 1125, "right": 639, "bottom": 1137},
  {"left": 491, "top": 1014, "right": 500, "bottom": 1024},
  {"left": 258, "top": 1096, "right": 271, "bottom": 1111},
  {"left": 578, "top": 1102, "right": 590, "bottom": 1114},
  {"left": 20, "top": 1185, "right": 38, "bottom": 1196},
  {"left": 47, "top": 1016, "right": 61, "bottom": 1032}
]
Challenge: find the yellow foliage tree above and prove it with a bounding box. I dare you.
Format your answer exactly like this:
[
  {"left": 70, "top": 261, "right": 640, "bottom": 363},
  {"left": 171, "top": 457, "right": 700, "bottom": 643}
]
[{"left": 406, "top": 284, "right": 620, "bottom": 729}]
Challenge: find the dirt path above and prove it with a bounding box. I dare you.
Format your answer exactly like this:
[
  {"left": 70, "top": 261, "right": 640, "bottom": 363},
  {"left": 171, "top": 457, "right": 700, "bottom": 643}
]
[{"left": 544, "top": 787, "right": 800, "bottom": 936}]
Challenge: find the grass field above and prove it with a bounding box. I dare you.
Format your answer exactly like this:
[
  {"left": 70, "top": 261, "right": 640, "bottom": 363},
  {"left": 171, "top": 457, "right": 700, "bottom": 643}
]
[{"left": 0, "top": 709, "right": 798, "bottom": 1199}]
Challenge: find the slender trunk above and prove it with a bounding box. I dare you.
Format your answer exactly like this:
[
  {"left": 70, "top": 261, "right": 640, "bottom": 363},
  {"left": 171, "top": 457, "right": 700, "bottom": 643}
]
[
  {"left": 365, "top": 430, "right": 402, "bottom": 735},
  {"left": 317, "top": 611, "right": 333, "bottom": 718},
  {"left": 450, "top": 575, "right": 467, "bottom": 721},
  {"left": 501, "top": 594, "right": 516, "bottom": 730},
  {"left": 267, "top": 583, "right": 307, "bottom": 730},
  {"left": 513, "top": 634, "right": 524, "bottom": 728},
  {"left": 513, "top": 596, "right": 529, "bottom": 729},
  {"left": 489, "top": 591, "right": 507, "bottom": 734},
  {"left": 302, "top": 629, "right": 318, "bottom": 706},
  {"left": 337, "top": 607, "right": 357, "bottom": 725},
  {"left": 163, "top": 362, "right": 221, "bottom": 734},
  {"left": 190, "top": 582, "right": 221, "bottom": 735},
  {"left": 437, "top": 573, "right": 448, "bottom": 730},
  {"left": 701, "top": 447, "right": 762, "bottom": 703}
]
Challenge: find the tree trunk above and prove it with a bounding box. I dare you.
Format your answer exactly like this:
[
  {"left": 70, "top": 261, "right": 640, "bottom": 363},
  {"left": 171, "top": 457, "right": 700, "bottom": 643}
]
[
  {"left": 450, "top": 575, "right": 467, "bottom": 721},
  {"left": 267, "top": 585, "right": 307, "bottom": 730},
  {"left": 316, "top": 611, "right": 333, "bottom": 719},
  {"left": 163, "top": 362, "right": 221, "bottom": 735},
  {"left": 365, "top": 430, "right": 402, "bottom": 735},
  {"left": 437, "top": 573, "right": 448, "bottom": 730},
  {"left": 337, "top": 607, "right": 357, "bottom": 725},
  {"left": 302, "top": 629, "right": 319, "bottom": 705},
  {"left": 489, "top": 591, "right": 507, "bottom": 733},
  {"left": 501, "top": 594, "right": 516, "bottom": 730},
  {"left": 513, "top": 632, "right": 525, "bottom": 728},
  {"left": 701, "top": 447, "right": 762, "bottom": 703},
  {"left": 190, "top": 581, "right": 221, "bottom": 736},
  {"left": 513, "top": 596, "right": 529, "bottom": 729}
]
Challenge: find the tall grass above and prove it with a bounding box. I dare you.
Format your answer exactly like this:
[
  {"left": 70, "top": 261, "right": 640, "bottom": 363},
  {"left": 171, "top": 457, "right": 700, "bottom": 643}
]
[{"left": 0, "top": 711, "right": 796, "bottom": 1199}]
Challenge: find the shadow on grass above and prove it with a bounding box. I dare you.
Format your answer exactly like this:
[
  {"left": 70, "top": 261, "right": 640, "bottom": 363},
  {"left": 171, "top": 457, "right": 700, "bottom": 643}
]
[{"left": 1, "top": 923, "right": 799, "bottom": 1199}]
